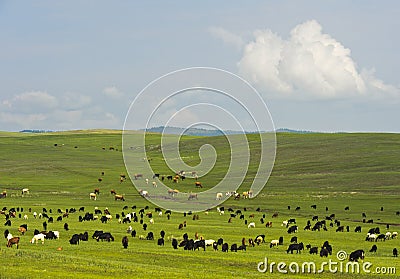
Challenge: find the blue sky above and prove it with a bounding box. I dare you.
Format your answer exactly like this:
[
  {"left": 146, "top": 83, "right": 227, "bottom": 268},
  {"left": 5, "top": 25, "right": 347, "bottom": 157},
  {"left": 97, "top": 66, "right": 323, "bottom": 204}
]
[{"left": 0, "top": 1, "right": 399, "bottom": 132}]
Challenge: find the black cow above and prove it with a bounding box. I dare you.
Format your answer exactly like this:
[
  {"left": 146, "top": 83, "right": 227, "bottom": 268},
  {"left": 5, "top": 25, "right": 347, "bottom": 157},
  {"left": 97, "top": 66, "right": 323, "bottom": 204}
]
[
  {"left": 287, "top": 225, "right": 298, "bottom": 234},
  {"left": 230, "top": 243, "right": 238, "bottom": 252},
  {"left": 279, "top": 237, "right": 284, "bottom": 245},
  {"left": 45, "top": 231, "right": 57, "bottom": 240},
  {"left": 322, "top": 241, "right": 333, "bottom": 255},
  {"left": 213, "top": 242, "right": 218, "bottom": 251},
  {"left": 393, "top": 248, "right": 398, "bottom": 257},
  {"left": 80, "top": 232, "right": 89, "bottom": 241},
  {"left": 217, "top": 238, "right": 223, "bottom": 246},
  {"left": 122, "top": 236, "right": 129, "bottom": 249},
  {"left": 310, "top": 247, "right": 318, "bottom": 255},
  {"left": 96, "top": 232, "right": 114, "bottom": 242},
  {"left": 100, "top": 216, "right": 108, "bottom": 223},
  {"left": 184, "top": 239, "right": 194, "bottom": 250},
  {"left": 146, "top": 232, "right": 154, "bottom": 240},
  {"left": 160, "top": 230, "right": 165, "bottom": 238},
  {"left": 349, "top": 250, "right": 365, "bottom": 262},
  {"left": 194, "top": 240, "right": 205, "bottom": 251},
  {"left": 221, "top": 243, "right": 229, "bottom": 252},
  {"left": 157, "top": 238, "right": 164, "bottom": 246},
  {"left": 355, "top": 226, "right": 362, "bottom": 233},
  {"left": 69, "top": 234, "right": 80, "bottom": 245},
  {"left": 376, "top": 234, "right": 386, "bottom": 241},
  {"left": 172, "top": 239, "right": 178, "bottom": 249},
  {"left": 320, "top": 248, "right": 329, "bottom": 257},
  {"left": 290, "top": 236, "right": 298, "bottom": 243},
  {"left": 287, "top": 242, "right": 304, "bottom": 254},
  {"left": 369, "top": 244, "right": 377, "bottom": 253}
]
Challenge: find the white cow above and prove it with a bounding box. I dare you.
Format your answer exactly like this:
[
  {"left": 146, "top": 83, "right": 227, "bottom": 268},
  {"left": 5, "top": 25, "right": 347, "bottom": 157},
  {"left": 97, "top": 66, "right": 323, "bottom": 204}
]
[
  {"left": 31, "top": 233, "right": 46, "bottom": 244},
  {"left": 248, "top": 222, "right": 256, "bottom": 228},
  {"left": 89, "top": 193, "right": 97, "bottom": 200},
  {"left": 216, "top": 192, "right": 223, "bottom": 200}
]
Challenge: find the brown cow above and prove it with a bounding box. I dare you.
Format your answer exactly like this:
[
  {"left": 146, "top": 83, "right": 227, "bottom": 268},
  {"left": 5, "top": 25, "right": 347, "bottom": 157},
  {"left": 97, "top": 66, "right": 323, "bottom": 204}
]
[
  {"left": 7, "top": 237, "right": 20, "bottom": 248},
  {"left": 195, "top": 182, "right": 202, "bottom": 188},
  {"left": 115, "top": 194, "right": 125, "bottom": 201}
]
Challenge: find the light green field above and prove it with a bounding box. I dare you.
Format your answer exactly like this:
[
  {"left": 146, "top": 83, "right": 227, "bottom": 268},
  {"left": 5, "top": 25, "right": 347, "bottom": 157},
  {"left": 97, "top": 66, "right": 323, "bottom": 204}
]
[{"left": 0, "top": 131, "right": 399, "bottom": 278}]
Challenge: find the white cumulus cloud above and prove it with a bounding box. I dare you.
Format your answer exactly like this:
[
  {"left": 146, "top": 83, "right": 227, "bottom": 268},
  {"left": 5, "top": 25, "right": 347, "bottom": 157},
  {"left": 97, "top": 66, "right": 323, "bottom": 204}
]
[{"left": 237, "top": 20, "right": 399, "bottom": 100}]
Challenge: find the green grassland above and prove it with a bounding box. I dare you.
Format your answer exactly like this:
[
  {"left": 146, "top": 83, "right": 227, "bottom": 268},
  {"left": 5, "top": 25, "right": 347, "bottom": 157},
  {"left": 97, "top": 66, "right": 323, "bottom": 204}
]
[{"left": 0, "top": 131, "right": 399, "bottom": 278}]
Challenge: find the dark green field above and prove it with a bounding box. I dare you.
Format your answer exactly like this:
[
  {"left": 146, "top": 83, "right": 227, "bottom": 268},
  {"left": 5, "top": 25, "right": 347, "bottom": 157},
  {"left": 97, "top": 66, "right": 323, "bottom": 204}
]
[{"left": 0, "top": 131, "right": 399, "bottom": 278}]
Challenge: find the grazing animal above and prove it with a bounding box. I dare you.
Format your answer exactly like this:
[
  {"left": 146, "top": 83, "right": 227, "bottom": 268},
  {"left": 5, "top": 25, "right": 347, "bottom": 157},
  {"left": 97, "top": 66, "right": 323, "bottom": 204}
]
[
  {"left": 310, "top": 247, "right": 318, "bottom": 254},
  {"left": 320, "top": 248, "right": 329, "bottom": 257},
  {"left": 287, "top": 242, "right": 304, "bottom": 254},
  {"left": 287, "top": 225, "right": 298, "bottom": 234},
  {"left": 172, "top": 239, "right": 178, "bottom": 249},
  {"left": 188, "top": 193, "right": 198, "bottom": 200},
  {"left": 157, "top": 238, "right": 164, "bottom": 246},
  {"left": 221, "top": 243, "right": 229, "bottom": 252},
  {"left": 21, "top": 188, "right": 29, "bottom": 195},
  {"left": 216, "top": 192, "right": 223, "bottom": 200},
  {"left": 393, "top": 248, "right": 398, "bottom": 257},
  {"left": 270, "top": 239, "right": 279, "bottom": 248},
  {"left": 355, "top": 226, "right": 362, "bottom": 233},
  {"left": 122, "top": 236, "right": 129, "bottom": 248},
  {"left": 31, "top": 233, "right": 45, "bottom": 244},
  {"left": 370, "top": 244, "right": 377, "bottom": 253},
  {"left": 89, "top": 193, "right": 97, "bottom": 200},
  {"left": 114, "top": 194, "right": 125, "bottom": 201},
  {"left": 290, "top": 236, "right": 298, "bottom": 243},
  {"left": 248, "top": 222, "right": 256, "bottom": 228},
  {"left": 349, "top": 250, "right": 365, "bottom": 262},
  {"left": 7, "top": 237, "right": 20, "bottom": 248},
  {"left": 195, "top": 182, "right": 202, "bottom": 188}
]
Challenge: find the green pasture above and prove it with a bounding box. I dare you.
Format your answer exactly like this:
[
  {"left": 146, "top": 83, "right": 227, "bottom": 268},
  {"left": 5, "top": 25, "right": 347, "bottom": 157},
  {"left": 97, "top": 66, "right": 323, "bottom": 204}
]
[{"left": 0, "top": 131, "right": 399, "bottom": 278}]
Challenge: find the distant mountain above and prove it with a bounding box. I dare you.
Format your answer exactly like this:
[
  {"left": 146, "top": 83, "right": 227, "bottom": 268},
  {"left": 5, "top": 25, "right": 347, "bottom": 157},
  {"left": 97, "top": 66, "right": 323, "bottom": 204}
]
[
  {"left": 143, "top": 126, "right": 262, "bottom": 136},
  {"left": 275, "top": 128, "right": 316, "bottom": 134},
  {"left": 20, "top": 129, "right": 54, "bottom": 133}
]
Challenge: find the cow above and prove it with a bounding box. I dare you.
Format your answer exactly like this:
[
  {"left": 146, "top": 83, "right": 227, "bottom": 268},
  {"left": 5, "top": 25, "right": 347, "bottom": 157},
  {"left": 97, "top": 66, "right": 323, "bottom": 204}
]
[
  {"left": 21, "top": 188, "right": 29, "bottom": 195},
  {"left": 172, "top": 239, "right": 178, "bottom": 249},
  {"left": 287, "top": 225, "right": 298, "bottom": 234},
  {"left": 134, "top": 174, "right": 143, "bottom": 179},
  {"left": 122, "top": 236, "right": 129, "bottom": 249},
  {"left": 194, "top": 240, "right": 205, "bottom": 251},
  {"left": 221, "top": 243, "right": 229, "bottom": 252},
  {"left": 310, "top": 247, "right": 318, "bottom": 255},
  {"left": 30, "top": 233, "right": 45, "bottom": 244},
  {"left": 139, "top": 190, "right": 149, "bottom": 197},
  {"left": 188, "top": 193, "right": 198, "bottom": 200},
  {"left": 270, "top": 239, "right": 279, "bottom": 248},
  {"left": 370, "top": 244, "right": 377, "bottom": 253},
  {"left": 290, "top": 236, "right": 297, "bottom": 243},
  {"left": 320, "top": 248, "right": 329, "bottom": 257},
  {"left": 195, "top": 182, "right": 202, "bottom": 188},
  {"left": 157, "top": 238, "right": 164, "bottom": 246},
  {"left": 393, "top": 248, "right": 398, "bottom": 257},
  {"left": 248, "top": 222, "right": 256, "bottom": 228},
  {"left": 287, "top": 242, "right": 304, "bottom": 254},
  {"left": 355, "top": 226, "right": 362, "bottom": 233},
  {"left": 216, "top": 192, "right": 223, "bottom": 200},
  {"left": 114, "top": 194, "right": 125, "bottom": 201},
  {"left": 96, "top": 232, "right": 114, "bottom": 242},
  {"left": 94, "top": 188, "right": 100, "bottom": 195},
  {"left": 349, "top": 250, "right": 365, "bottom": 262},
  {"left": 69, "top": 234, "right": 80, "bottom": 245},
  {"left": 230, "top": 243, "right": 238, "bottom": 252},
  {"left": 7, "top": 237, "right": 20, "bottom": 248},
  {"left": 89, "top": 193, "right": 97, "bottom": 200}
]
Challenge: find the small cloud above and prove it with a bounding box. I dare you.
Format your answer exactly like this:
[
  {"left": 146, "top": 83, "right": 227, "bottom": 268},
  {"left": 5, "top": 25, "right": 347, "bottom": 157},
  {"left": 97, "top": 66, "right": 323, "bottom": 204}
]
[
  {"left": 209, "top": 26, "right": 244, "bottom": 50},
  {"left": 103, "top": 86, "right": 124, "bottom": 99},
  {"left": 2, "top": 91, "right": 58, "bottom": 113}
]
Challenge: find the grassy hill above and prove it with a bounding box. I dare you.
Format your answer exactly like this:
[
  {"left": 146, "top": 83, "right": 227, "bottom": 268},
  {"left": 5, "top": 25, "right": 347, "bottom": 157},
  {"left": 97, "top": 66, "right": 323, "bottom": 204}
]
[{"left": 0, "top": 131, "right": 399, "bottom": 278}]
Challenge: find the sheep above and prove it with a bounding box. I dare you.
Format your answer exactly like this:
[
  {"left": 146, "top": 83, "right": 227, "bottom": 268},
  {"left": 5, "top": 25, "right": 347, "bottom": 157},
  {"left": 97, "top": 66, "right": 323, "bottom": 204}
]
[
  {"left": 270, "top": 239, "right": 279, "bottom": 248},
  {"left": 31, "top": 233, "right": 45, "bottom": 244},
  {"left": 247, "top": 222, "right": 256, "bottom": 228}
]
